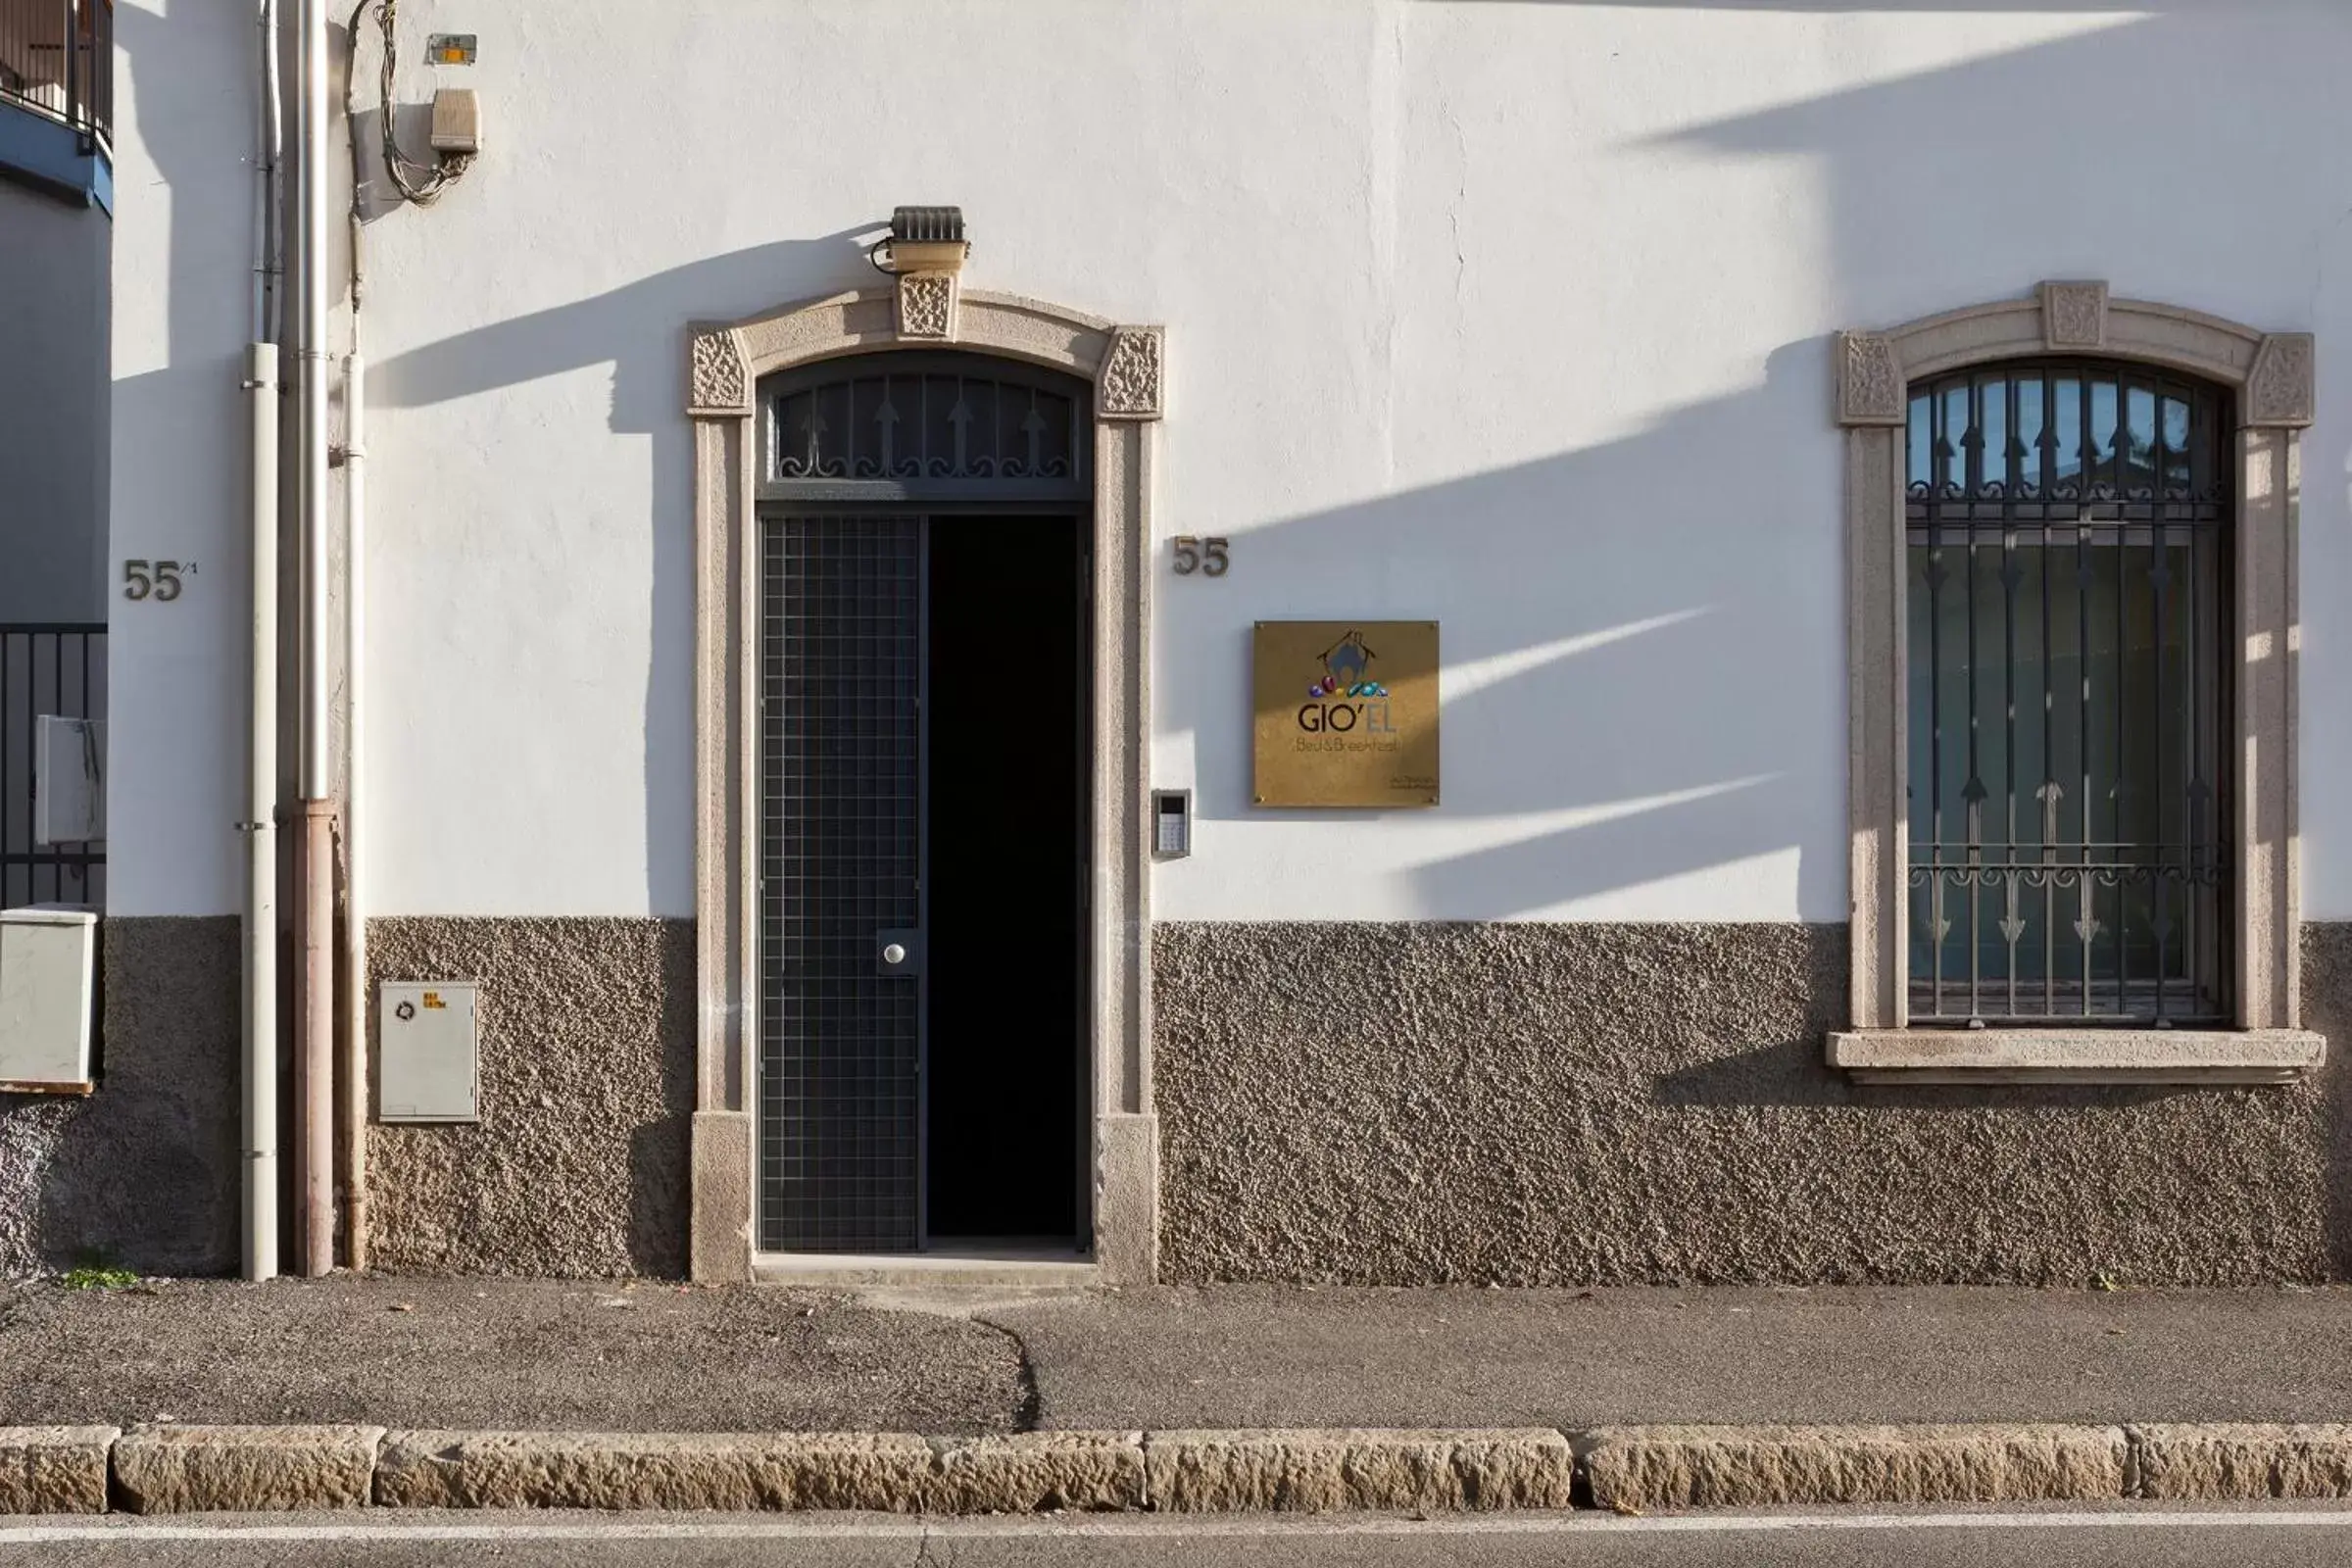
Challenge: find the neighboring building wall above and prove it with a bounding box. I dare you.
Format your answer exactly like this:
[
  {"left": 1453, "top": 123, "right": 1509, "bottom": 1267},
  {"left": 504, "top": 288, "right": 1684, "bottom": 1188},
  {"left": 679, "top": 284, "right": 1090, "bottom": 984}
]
[
  {"left": 0, "top": 5, "right": 250, "bottom": 1275},
  {"left": 0, "top": 175, "right": 108, "bottom": 623},
  {"left": 0, "top": 920, "right": 238, "bottom": 1275},
  {"left": 60, "top": 2, "right": 2352, "bottom": 1278}
]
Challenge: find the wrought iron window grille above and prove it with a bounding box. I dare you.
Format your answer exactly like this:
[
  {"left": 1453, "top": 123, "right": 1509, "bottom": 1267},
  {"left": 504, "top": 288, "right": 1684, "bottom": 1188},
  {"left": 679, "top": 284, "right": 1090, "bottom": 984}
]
[{"left": 1904, "top": 361, "right": 2230, "bottom": 1027}]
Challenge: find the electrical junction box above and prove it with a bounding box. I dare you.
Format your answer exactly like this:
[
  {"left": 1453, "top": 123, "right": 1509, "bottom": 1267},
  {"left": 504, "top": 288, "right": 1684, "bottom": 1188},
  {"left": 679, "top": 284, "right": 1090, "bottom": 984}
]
[
  {"left": 429, "top": 87, "right": 481, "bottom": 154},
  {"left": 378, "top": 981, "right": 479, "bottom": 1122},
  {"left": 0, "top": 906, "right": 99, "bottom": 1094}
]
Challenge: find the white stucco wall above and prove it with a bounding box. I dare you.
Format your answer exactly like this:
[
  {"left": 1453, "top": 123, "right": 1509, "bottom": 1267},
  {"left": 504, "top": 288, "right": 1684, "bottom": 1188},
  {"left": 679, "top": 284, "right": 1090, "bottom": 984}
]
[
  {"left": 105, "top": 1, "right": 2352, "bottom": 924},
  {"left": 0, "top": 176, "right": 108, "bottom": 624}
]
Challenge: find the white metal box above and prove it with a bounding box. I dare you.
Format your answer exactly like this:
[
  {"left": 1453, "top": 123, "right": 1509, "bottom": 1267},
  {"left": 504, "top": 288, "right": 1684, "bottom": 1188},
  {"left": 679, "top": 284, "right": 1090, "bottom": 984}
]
[
  {"left": 0, "top": 906, "right": 99, "bottom": 1092},
  {"left": 378, "top": 981, "right": 480, "bottom": 1122}
]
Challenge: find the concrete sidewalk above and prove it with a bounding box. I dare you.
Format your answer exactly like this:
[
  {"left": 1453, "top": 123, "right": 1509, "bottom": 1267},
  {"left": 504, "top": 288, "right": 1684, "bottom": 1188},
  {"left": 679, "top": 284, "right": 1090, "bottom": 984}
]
[
  {"left": 982, "top": 1284, "right": 2352, "bottom": 1432},
  {"left": 4, "top": 1279, "right": 2352, "bottom": 1517},
  {"left": 4, "top": 1278, "right": 2349, "bottom": 1436},
  {"left": 0, "top": 1278, "right": 1024, "bottom": 1434}
]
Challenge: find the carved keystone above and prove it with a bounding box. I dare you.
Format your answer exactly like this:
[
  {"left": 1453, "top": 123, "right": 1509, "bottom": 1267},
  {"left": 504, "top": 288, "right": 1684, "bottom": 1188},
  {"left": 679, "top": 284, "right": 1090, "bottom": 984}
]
[
  {"left": 2039, "top": 280, "right": 2110, "bottom": 350},
  {"left": 895, "top": 272, "right": 957, "bottom": 340}
]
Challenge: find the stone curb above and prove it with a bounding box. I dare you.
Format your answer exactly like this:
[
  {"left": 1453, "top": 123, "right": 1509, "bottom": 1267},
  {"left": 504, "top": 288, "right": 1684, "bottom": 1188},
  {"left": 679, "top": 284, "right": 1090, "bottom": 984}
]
[
  {"left": 1579, "top": 1423, "right": 2129, "bottom": 1510},
  {"left": 373, "top": 1430, "right": 1146, "bottom": 1513},
  {"left": 0, "top": 1426, "right": 115, "bottom": 1514},
  {"left": 112, "top": 1425, "right": 385, "bottom": 1513},
  {"left": 1145, "top": 1428, "right": 1574, "bottom": 1512},
  {"left": 9, "top": 1422, "right": 2352, "bottom": 1514},
  {"left": 2132, "top": 1423, "right": 2352, "bottom": 1501}
]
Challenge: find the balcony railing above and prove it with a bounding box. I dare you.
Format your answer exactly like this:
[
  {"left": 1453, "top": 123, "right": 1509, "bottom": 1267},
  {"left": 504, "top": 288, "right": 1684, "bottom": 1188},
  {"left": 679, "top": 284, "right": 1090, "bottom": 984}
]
[{"left": 0, "top": 0, "right": 110, "bottom": 153}]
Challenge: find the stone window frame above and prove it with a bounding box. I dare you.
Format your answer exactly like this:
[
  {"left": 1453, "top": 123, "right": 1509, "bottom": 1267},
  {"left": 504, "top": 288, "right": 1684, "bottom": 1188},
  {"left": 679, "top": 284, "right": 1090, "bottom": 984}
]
[
  {"left": 684, "top": 283, "right": 1164, "bottom": 1281},
  {"left": 1829, "top": 282, "right": 2326, "bottom": 1084}
]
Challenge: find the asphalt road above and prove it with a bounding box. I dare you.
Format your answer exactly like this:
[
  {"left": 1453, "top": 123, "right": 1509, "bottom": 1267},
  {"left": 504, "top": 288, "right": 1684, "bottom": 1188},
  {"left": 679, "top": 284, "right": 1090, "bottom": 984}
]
[{"left": 7, "top": 1508, "right": 2352, "bottom": 1566}]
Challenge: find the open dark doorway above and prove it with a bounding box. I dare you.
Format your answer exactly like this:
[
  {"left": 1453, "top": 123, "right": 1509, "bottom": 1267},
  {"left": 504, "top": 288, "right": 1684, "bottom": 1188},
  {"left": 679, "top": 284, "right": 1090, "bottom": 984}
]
[{"left": 922, "top": 514, "right": 1090, "bottom": 1246}]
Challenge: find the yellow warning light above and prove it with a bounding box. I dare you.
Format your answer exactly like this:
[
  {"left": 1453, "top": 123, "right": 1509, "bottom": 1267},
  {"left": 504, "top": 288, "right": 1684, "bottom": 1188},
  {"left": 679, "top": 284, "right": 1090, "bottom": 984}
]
[{"left": 426, "top": 33, "right": 476, "bottom": 67}]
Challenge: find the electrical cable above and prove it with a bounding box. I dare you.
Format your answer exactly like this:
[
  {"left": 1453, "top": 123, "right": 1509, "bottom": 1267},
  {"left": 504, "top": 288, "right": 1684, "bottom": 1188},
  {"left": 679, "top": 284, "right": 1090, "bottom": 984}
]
[{"left": 365, "top": 0, "right": 471, "bottom": 206}]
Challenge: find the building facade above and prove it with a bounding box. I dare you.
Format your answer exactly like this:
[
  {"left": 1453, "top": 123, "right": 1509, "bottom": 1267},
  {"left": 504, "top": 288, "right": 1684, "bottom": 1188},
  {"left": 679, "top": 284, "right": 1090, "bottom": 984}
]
[{"left": 6, "top": 0, "right": 2351, "bottom": 1285}]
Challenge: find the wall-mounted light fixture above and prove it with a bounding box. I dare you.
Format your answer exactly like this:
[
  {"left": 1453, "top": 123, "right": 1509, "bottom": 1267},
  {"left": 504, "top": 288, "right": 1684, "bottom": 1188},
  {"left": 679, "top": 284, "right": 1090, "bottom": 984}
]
[
  {"left": 872, "top": 207, "right": 970, "bottom": 341},
  {"left": 870, "top": 206, "right": 969, "bottom": 277}
]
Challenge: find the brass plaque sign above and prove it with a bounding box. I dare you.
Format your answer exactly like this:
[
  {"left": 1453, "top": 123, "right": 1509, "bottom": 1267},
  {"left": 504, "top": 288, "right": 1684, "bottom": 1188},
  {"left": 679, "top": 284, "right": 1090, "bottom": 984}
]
[{"left": 1252, "top": 620, "right": 1440, "bottom": 808}]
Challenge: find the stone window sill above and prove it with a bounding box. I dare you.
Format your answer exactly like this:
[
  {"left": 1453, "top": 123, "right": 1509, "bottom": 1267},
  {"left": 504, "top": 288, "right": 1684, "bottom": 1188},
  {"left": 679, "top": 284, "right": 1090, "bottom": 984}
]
[{"left": 1826, "top": 1028, "right": 2327, "bottom": 1086}]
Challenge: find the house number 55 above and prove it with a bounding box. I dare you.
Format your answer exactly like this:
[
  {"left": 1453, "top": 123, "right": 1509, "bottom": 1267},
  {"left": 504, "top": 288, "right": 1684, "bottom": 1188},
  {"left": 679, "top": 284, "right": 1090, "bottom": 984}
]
[
  {"left": 123, "top": 560, "right": 190, "bottom": 602},
  {"left": 1171, "top": 536, "right": 1230, "bottom": 577}
]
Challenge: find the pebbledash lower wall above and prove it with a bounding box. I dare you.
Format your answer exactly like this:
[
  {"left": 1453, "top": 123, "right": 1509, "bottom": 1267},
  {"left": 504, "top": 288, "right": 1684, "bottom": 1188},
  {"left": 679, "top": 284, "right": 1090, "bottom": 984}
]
[
  {"left": 0, "top": 918, "right": 241, "bottom": 1276},
  {"left": 5, "top": 916, "right": 2347, "bottom": 1282},
  {"left": 0, "top": 916, "right": 697, "bottom": 1279},
  {"left": 365, "top": 918, "right": 696, "bottom": 1277},
  {"left": 1154, "top": 922, "right": 2352, "bottom": 1287}
]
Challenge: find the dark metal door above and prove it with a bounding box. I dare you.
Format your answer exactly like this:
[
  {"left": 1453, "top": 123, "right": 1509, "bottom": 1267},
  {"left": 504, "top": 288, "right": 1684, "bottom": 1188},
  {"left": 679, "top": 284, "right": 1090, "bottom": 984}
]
[
  {"left": 755, "top": 351, "right": 1097, "bottom": 1256},
  {"left": 759, "top": 515, "right": 925, "bottom": 1252}
]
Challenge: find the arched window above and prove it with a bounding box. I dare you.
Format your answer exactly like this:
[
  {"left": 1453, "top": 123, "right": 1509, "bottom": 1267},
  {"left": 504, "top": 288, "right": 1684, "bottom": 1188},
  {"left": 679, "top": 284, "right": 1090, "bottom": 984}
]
[
  {"left": 1831, "top": 284, "right": 2321, "bottom": 1082},
  {"left": 1904, "top": 363, "right": 2229, "bottom": 1023}
]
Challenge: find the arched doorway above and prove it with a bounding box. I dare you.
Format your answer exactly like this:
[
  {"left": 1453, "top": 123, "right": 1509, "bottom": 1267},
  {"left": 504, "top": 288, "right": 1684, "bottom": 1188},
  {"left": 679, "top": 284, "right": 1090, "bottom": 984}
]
[
  {"left": 758, "top": 350, "right": 1093, "bottom": 1253},
  {"left": 687, "top": 287, "right": 1162, "bottom": 1284}
]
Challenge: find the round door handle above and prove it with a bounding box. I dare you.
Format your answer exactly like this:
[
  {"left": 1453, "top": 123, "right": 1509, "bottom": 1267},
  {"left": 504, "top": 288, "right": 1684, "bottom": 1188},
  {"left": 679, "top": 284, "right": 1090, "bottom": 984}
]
[{"left": 881, "top": 943, "right": 907, "bottom": 965}]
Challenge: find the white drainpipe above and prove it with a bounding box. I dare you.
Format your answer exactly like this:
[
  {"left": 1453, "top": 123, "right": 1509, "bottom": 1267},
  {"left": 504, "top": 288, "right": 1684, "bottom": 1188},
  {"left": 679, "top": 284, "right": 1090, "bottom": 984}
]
[
  {"left": 242, "top": 0, "right": 283, "bottom": 1285},
  {"left": 339, "top": 0, "right": 372, "bottom": 1269},
  {"left": 339, "top": 335, "right": 368, "bottom": 1268}
]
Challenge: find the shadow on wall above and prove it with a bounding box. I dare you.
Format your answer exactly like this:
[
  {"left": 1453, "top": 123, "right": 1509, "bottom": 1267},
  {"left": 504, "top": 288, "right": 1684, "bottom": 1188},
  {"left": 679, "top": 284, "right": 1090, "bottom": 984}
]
[
  {"left": 1146, "top": 3, "right": 2352, "bottom": 1282},
  {"left": 1622, "top": 0, "right": 2349, "bottom": 1254},
  {"left": 1159, "top": 336, "right": 1843, "bottom": 920},
  {"left": 368, "top": 230, "right": 875, "bottom": 926}
]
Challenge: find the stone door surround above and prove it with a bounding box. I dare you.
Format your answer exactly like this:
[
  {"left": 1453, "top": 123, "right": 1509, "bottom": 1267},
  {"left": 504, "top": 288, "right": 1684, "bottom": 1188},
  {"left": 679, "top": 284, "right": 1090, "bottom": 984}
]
[{"left": 685, "top": 285, "right": 1164, "bottom": 1281}]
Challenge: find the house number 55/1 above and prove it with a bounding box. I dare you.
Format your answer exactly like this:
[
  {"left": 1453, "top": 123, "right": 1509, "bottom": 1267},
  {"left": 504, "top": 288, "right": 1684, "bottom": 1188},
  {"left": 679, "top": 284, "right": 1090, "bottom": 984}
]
[
  {"left": 1171, "top": 536, "right": 1230, "bottom": 577},
  {"left": 123, "top": 560, "right": 190, "bottom": 602}
]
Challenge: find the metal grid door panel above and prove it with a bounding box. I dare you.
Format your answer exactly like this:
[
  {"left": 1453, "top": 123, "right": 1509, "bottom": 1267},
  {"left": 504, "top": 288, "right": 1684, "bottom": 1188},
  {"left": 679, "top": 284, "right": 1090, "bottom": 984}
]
[{"left": 760, "top": 515, "right": 922, "bottom": 1253}]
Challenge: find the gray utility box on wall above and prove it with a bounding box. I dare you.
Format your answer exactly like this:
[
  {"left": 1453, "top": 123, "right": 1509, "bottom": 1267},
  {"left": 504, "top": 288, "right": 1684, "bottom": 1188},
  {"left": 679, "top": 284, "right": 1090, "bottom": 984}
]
[
  {"left": 0, "top": 906, "right": 98, "bottom": 1093},
  {"left": 378, "top": 981, "right": 480, "bottom": 1122}
]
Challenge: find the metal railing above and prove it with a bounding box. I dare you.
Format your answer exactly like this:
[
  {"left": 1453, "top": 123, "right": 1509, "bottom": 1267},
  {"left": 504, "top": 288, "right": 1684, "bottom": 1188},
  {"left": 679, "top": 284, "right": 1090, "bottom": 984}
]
[
  {"left": 1, "top": 625, "right": 105, "bottom": 908},
  {"left": 0, "top": 0, "right": 110, "bottom": 152}
]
